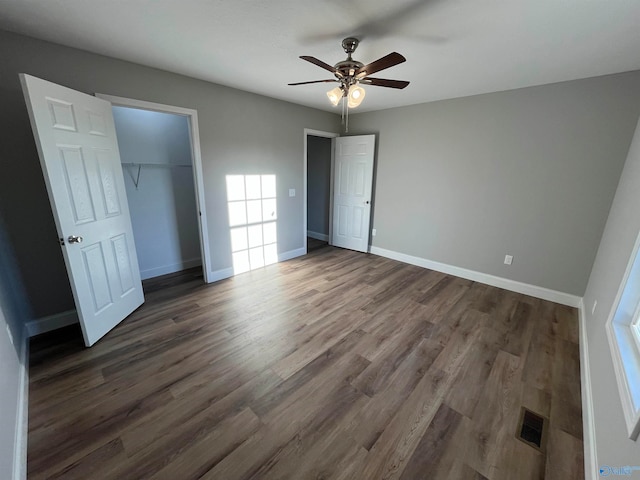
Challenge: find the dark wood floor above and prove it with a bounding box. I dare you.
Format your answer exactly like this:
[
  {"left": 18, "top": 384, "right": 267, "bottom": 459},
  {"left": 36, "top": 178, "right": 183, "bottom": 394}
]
[
  {"left": 307, "top": 236, "right": 329, "bottom": 252},
  {"left": 28, "top": 246, "right": 584, "bottom": 480}
]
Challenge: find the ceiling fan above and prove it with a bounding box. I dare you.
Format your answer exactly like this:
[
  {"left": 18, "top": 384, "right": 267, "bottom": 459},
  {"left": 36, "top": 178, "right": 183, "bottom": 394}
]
[{"left": 288, "top": 37, "right": 409, "bottom": 109}]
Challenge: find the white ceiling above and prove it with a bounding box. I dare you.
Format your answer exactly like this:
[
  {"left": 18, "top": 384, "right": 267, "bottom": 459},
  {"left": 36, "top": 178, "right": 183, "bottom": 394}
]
[{"left": 1, "top": 0, "right": 639, "bottom": 113}]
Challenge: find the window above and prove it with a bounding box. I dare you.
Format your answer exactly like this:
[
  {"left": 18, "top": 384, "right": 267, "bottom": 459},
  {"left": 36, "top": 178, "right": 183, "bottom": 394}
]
[
  {"left": 607, "top": 229, "right": 640, "bottom": 440},
  {"left": 633, "top": 301, "right": 640, "bottom": 354},
  {"left": 226, "top": 175, "right": 278, "bottom": 274}
]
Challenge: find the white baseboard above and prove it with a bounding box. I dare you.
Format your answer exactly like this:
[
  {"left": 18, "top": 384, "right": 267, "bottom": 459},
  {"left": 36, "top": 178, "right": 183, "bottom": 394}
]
[
  {"left": 26, "top": 309, "right": 78, "bottom": 337},
  {"left": 14, "top": 327, "right": 29, "bottom": 480},
  {"left": 140, "top": 258, "right": 202, "bottom": 280},
  {"left": 206, "top": 248, "right": 307, "bottom": 284},
  {"left": 369, "top": 246, "right": 581, "bottom": 307},
  {"left": 279, "top": 247, "right": 306, "bottom": 263},
  {"left": 578, "top": 300, "right": 597, "bottom": 480},
  {"left": 307, "top": 231, "right": 329, "bottom": 242}
]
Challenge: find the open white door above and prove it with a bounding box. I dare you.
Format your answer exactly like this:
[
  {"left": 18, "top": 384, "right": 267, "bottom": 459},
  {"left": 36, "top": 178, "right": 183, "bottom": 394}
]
[
  {"left": 20, "top": 74, "right": 144, "bottom": 346},
  {"left": 331, "top": 134, "right": 375, "bottom": 253}
]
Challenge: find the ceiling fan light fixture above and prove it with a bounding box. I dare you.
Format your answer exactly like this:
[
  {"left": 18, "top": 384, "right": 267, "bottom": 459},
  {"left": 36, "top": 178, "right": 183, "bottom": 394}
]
[
  {"left": 347, "top": 84, "right": 366, "bottom": 108},
  {"left": 294, "top": 38, "right": 407, "bottom": 116},
  {"left": 327, "top": 86, "right": 343, "bottom": 106}
]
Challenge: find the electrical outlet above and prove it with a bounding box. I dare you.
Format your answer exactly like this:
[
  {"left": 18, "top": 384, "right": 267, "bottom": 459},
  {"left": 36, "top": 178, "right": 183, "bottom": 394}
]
[
  {"left": 504, "top": 254, "right": 513, "bottom": 265},
  {"left": 372, "top": 228, "right": 377, "bottom": 236},
  {"left": 592, "top": 300, "right": 597, "bottom": 315},
  {"left": 289, "top": 188, "right": 296, "bottom": 197}
]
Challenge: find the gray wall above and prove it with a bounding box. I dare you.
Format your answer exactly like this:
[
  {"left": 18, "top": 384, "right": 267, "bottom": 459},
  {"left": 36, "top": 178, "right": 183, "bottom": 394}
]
[
  {"left": 582, "top": 118, "right": 640, "bottom": 469},
  {"left": 0, "top": 213, "right": 30, "bottom": 480},
  {"left": 0, "top": 29, "right": 339, "bottom": 320},
  {"left": 112, "top": 107, "right": 201, "bottom": 279},
  {"left": 350, "top": 72, "right": 640, "bottom": 296},
  {"left": 307, "top": 135, "right": 332, "bottom": 236}
]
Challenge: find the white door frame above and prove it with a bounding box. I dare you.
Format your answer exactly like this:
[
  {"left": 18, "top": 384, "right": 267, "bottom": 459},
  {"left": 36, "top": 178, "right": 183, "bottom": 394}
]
[
  {"left": 96, "top": 93, "right": 212, "bottom": 283},
  {"left": 303, "top": 128, "right": 339, "bottom": 253}
]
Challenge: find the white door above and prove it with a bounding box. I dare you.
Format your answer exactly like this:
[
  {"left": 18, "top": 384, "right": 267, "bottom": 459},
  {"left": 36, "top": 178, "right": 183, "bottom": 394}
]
[
  {"left": 20, "top": 74, "right": 144, "bottom": 346},
  {"left": 331, "top": 134, "right": 375, "bottom": 252}
]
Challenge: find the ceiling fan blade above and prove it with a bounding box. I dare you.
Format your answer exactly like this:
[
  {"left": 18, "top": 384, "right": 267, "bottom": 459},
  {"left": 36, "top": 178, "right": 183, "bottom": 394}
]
[
  {"left": 300, "top": 56, "right": 339, "bottom": 74},
  {"left": 288, "top": 79, "right": 339, "bottom": 86},
  {"left": 360, "top": 78, "right": 410, "bottom": 89},
  {"left": 355, "top": 52, "right": 406, "bottom": 77}
]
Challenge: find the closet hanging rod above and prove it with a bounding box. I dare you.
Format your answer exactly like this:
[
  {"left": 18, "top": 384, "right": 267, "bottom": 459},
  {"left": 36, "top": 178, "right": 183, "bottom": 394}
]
[{"left": 122, "top": 163, "right": 192, "bottom": 190}]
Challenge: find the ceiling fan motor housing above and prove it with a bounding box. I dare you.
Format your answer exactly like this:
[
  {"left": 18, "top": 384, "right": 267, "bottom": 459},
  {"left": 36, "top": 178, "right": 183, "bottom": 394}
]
[
  {"left": 334, "top": 60, "right": 364, "bottom": 80},
  {"left": 335, "top": 37, "right": 364, "bottom": 90},
  {"left": 342, "top": 37, "right": 359, "bottom": 56}
]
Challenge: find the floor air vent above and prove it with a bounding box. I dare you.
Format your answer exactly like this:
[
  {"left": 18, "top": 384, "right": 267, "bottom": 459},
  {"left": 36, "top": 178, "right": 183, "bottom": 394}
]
[{"left": 516, "top": 407, "right": 547, "bottom": 452}]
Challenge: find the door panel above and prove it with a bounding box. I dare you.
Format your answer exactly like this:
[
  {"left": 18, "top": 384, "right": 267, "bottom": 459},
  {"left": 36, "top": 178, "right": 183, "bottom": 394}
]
[
  {"left": 21, "top": 74, "right": 144, "bottom": 346},
  {"left": 61, "top": 146, "right": 97, "bottom": 223},
  {"left": 352, "top": 207, "right": 364, "bottom": 239},
  {"left": 338, "top": 205, "right": 349, "bottom": 236},
  {"left": 111, "top": 233, "right": 135, "bottom": 295},
  {"left": 82, "top": 242, "right": 113, "bottom": 312},
  {"left": 339, "top": 161, "right": 350, "bottom": 194},
  {"left": 353, "top": 162, "right": 366, "bottom": 196},
  {"left": 331, "top": 135, "right": 375, "bottom": 252},
  {"left": 87, "top": 109, "right": 108, "bottom": 136},
  {"left": 48, "top": 98, "right": 77, "bottom": 131},
  {"left": 96, "top": 150, "right": 122, "bottom": 216}
]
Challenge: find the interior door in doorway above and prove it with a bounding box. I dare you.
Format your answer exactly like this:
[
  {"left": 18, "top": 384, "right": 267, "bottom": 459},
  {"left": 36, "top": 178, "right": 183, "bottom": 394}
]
[
  {"left": 20, "top": 74, "right": 144, "bottom": 346},
  {"left": 331, "top": 134, "right": 375, "bottom": 253}
]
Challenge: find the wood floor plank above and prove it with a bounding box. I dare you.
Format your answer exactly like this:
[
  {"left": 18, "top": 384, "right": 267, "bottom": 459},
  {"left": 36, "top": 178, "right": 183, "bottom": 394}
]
[
  {"left": 549, "top": 336, "right": 583, "bottom": 440},
  {"left": 28, "top": 387, "right": 174, "bottom": 478},
  {"left": 347, "top": 337, "right": 444, "bottom": 451},
  {"left": 357, "top": 329, "right": 480, "bottom": 480},
  {"left": 271, "top": 300, "right": 371, "bottom": 379},
  {"left": 120, "top": 368, "right": 282, "bottom": 456},
  {"left": 351, "top": 316, "right": 434, "bottom": 397},
  {"left": 500, "top": 300, "right": 537, "bottom": 357},
  {"left": 458, "top": 349, "right": 524, "bottom": 479},
  {"left": 249, "top": 330, "right": 367, "bottom": 418},
  {"left": 522, "top": 329, "right": 556, "bottom": 393},
  {"left": 246, "top": 391, "right": 367, "bottom": 480},
  {"left": 444, "top": 319, "right": 500, "bottom": 417},
  {"left": 494, "top": 436, "right": 546, "bottom": 480},
  {"left": 399, "top": 403, "right": 463, "bottom": 480},
  {"left": 148, "top": 407, "right": 261, "bottom": 480},
  {"left": 447, "top": 461, "right": 490, "bottom": 480},
  {"left": 27, "top": 247, "right": 584, "bottom": 480},
  {"left": 39, "top": 438, "right": 126, "bottom": 480},
  {"left": 99, "top": 407, "right": 260, "bottom": 480},
  {"left": 544, "top": 427, "right": 585, "bottom": 480},
  {"left": 203, "top": 358, "right": 369, "bottom": 479}
]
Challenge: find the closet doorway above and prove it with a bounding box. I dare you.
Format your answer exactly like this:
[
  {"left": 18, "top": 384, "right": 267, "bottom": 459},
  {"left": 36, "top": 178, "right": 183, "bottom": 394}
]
[
  {"left": 304, "top": 129, "right": 338, "bottom": 253},
  {"left": 97, "top": 94, "right": 212, "bottom": 283}
]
